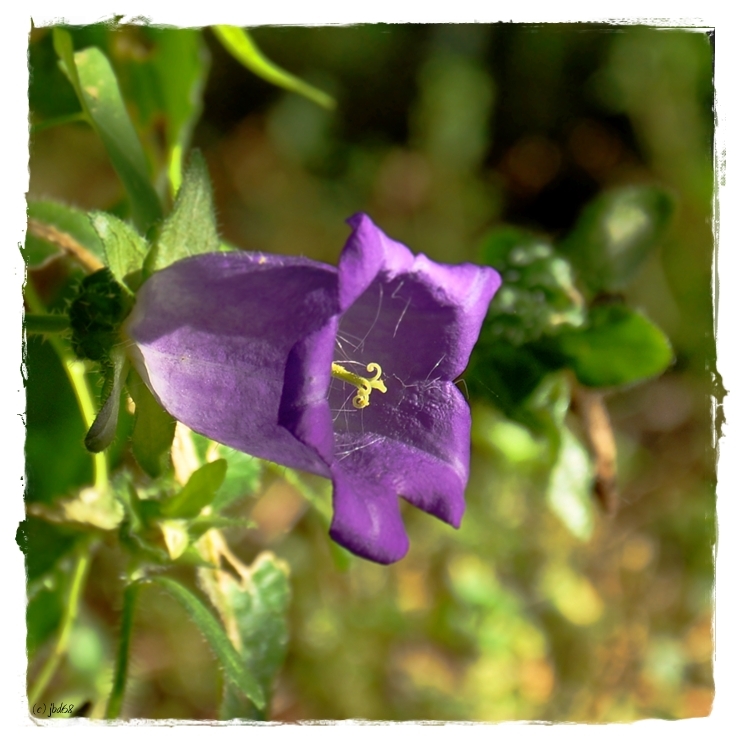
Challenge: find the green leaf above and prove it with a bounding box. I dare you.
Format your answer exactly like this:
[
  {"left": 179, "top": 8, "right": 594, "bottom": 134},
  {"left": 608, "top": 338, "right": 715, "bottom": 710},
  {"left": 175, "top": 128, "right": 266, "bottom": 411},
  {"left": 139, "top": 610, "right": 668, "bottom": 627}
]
[
  {"left": 89, "top": 211, "right": 149, "bottom": 287},
  {"left": 53, "top": 28, "right": 162, "bottom": 233},
  {"left": 198, "top": 552, "right": 290, "bottom": 720},
  {"left": 546, "top": 427, "right": 595, "bottom": 541},
  {"left": 128, "top": 371, "right": 176, "bottom": 478},
  {"left": 211, "top": 447, "right": 262, "bottom": 512},
  {"left": 144, "top": 150, "right": 219, "bottom": 274},
  {"left": 554, "top": 304, "right": 674, "bottom": 387},
  {"left": 560, "top": 185, "right": 676, "bottom": 293},
  {"left": 110, "top": 27, "right": 209, "bottom": 194},
  {"left": 479, "top": 226, "right": 586, "bottom": 346},
  {"left": 151, "top": 576, "right": 265, "bottom": 710},
  {"left": 212, "top": 26, "right": 335, "bottom": 111},
  {"left": 26, "top": 200, "right": 107, "bottom": 268},
  {"left": 161, "top": 459, "right": 228, "bottom": 519}
]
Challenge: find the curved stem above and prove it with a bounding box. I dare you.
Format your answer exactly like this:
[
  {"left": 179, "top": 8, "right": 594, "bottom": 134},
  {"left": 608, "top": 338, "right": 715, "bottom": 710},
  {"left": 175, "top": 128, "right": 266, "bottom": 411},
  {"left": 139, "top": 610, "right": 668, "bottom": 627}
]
[{"left": 28, "top": 545, "right": 92, "bottom": 707}]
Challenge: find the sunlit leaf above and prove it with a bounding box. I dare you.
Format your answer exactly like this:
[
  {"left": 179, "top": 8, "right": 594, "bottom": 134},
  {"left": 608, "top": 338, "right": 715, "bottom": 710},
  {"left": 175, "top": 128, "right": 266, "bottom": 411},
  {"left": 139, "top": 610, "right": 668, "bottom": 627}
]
[
  {"left": 53, "top": 28, "right": 162, "bottom": 233},
  {"left": 545, "top": 427, "right": 595, "bottom": 541},
  {"left": 212, "top": 25, "right": 335, "bottom": 110},
  {"left": 554, "top": 304, "right": 674, "bottom": 387}
]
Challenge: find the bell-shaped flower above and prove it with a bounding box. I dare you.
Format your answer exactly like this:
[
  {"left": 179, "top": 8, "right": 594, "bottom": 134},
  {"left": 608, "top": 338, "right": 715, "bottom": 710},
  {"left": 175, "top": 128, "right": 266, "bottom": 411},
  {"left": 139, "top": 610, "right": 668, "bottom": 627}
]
[{"left": 125, "top": 214, "right": 501, "bottom": 564}]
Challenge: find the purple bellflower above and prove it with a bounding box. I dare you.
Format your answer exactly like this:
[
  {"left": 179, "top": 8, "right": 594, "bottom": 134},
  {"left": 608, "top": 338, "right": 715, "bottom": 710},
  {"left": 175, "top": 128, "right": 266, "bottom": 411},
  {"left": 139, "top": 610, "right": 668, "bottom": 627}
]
[{"left": 125, "top": 214, "right": 501, "bottom": 564}]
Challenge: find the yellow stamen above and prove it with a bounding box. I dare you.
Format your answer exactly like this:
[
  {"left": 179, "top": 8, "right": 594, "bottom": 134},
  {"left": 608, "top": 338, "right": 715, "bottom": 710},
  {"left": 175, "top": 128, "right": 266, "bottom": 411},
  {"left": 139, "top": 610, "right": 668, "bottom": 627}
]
[{"left": 331, "top": 361, "right": 388, "bottom": 409}]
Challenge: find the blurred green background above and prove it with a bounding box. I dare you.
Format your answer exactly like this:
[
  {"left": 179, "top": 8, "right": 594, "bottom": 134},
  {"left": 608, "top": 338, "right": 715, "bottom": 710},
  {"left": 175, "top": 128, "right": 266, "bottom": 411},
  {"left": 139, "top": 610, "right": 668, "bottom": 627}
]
[{"left": 26, "top": 23, "right": 715, "bottom": 721}]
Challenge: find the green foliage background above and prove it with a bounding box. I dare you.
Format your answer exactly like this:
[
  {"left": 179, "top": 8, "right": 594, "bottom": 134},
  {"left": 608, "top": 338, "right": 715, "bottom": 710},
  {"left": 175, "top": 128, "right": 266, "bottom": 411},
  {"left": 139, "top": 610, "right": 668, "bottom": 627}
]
[{"left": 25, "top": 23, "right": 715, "bottom": 721}]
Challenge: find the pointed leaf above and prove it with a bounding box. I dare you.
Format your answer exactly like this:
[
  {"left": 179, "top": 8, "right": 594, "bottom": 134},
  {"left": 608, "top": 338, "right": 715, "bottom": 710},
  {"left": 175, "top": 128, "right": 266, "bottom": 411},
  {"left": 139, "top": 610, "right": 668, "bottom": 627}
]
[
  {"left": 151, "top": 576, "right": 265, "bottom": 709},
  {"left": 89, "top": 211, "right": 149, "bottom": 286},
  {"left": 212, "top": 26, "right": 335, "bottom": 110},
  {"left": 159, "top": 519, "right": 190, "bottom": 560},
  {"left": 53, "top": 28, "right": 162, "bottom": 233},
  {"left": 161, "top": 459, "right": 228, "bottom": 519},
  {"left": 144, "top": 150, "right": 219, "bottom": 274}
]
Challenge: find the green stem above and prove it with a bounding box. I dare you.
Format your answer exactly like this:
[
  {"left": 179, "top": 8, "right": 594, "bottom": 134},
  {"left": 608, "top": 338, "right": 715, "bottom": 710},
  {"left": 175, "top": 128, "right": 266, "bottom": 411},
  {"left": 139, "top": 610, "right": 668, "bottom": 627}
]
[
  {"left": 28, "top": 545, "right": 92, "bottom": 707},
  {"left": 24, "top": 313, "right": 70, "bottom": 335},
  {"left": 105, "top": 581, "right": 140, "bottom": 719}
]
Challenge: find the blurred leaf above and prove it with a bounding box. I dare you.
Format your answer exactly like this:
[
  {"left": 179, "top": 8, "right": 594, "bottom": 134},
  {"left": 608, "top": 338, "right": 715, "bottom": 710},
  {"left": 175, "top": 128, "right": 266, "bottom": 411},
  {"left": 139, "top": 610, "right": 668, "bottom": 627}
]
[
  {"left": 24, "top": 336, "right": 94, "bottom": 505},
  {"left": 26, "top": 200, "right": 106, "bottom": 268},
  {"left": 480, "top": 227, "right": 586, "bottom": 345},
  {"left": 26, "top": 580, "right": 64, "bottom": 655},
  {"left": 213, "top": 26, "right": 335, "bottom": 111},
  {"left": 539, "top": 563, "right": 604, "bottom": 625},
  {"left": 109, "top": 27, "right": 209, "bottom": 193},
  {"left": 554, "top": 304, "right": 674, "bottom": 387},
  {"left": 53, "top": 28, "right": 162, "bottom": 233},
  {"left": 16, "top": 518, "right": 79, "bottom": 583},
  {"left": 212, "top": 448, "right": 262, "bottom": 512},
  {"left": 129, "top": 371, "right": 176, "bottom": 478},
  {"left": 151, "top": 576, "right": 265, "bottom": 709},
  {"left": 144, "top": 150, "right": 219, "bottom": 274},
  {"left": 559, "top": 185, "right": 676, "bottom": 292},
  {"left": 161, "top": 459, "right": 228, "bottom": 519},
  {"left": 89, "top": 211, "right": 148, "bottom": 286},
  {"left": 198, "top": 552, "right": 291, "bottom": 720},
  {"left": 546, "top": 427, "right": 595, "bottom": 541}
]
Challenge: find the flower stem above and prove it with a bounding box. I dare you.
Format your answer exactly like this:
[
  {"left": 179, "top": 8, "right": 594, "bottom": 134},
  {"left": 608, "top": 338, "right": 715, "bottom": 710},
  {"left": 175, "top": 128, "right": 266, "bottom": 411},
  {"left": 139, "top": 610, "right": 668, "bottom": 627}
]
[
  {"left": 105, "top": 581, "right": 140, "bottom": 719},
  {"left": 24, "top": 313, "right": 70, "bottom": 335},
  {"left": 28, "top": 544, "right": 92, "bottom": 707}
]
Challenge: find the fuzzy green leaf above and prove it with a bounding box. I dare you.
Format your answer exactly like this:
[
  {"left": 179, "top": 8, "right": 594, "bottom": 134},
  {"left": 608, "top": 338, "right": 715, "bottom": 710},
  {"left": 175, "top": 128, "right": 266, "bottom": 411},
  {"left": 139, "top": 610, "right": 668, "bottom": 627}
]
[
  {"left": 89, "top": 211, "right": 149, "bottom": 287},
  {"left": 151, "top": 576, "right": 265, "bottom": 709}
]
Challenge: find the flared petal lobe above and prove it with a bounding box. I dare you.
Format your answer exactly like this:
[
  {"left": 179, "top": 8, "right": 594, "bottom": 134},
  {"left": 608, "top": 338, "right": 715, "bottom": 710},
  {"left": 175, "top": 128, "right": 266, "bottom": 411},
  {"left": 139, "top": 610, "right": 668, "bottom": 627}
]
[{"left": 325, "top": 214, "right": 501, "bottom": 563}]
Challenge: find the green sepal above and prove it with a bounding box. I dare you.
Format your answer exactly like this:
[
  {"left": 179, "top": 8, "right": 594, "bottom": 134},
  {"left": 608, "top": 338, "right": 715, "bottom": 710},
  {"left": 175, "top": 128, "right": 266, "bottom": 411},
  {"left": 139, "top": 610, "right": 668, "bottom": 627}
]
[
  {"left": 89, "top": 211, "right": 149, "bottom": 288},
  {"left": 85, "top": 347, "right": 129, "bottom": 453},
  {"left": 143, "top": 150, "right": 220, "bottom": 275}
]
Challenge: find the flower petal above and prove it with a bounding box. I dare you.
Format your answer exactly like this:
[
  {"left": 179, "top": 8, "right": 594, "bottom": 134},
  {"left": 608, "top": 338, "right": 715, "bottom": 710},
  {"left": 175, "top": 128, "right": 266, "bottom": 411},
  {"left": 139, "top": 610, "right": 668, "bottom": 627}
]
[
  {"left": 336, "top": 214, "right": 501, "bottom": 383},
  {"left": 126, "top": 252, "right": 338, "bottom": 477}
]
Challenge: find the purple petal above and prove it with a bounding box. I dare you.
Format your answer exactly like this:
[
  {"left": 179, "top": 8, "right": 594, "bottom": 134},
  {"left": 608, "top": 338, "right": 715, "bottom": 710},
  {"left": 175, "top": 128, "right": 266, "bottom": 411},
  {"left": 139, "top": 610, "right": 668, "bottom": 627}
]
[
  {"left": 335, "top": 214, "right": 501, "bottom": 383},
  {"left": 125, "top": 252, "right": 338, "bottom": 477}
]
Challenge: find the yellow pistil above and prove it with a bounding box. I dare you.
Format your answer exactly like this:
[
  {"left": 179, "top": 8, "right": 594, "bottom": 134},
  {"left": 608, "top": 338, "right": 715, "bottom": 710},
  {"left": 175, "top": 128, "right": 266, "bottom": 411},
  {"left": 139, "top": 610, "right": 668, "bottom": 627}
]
[{"left": 331, "top": 362, "right": 388, "bottom": 409}]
